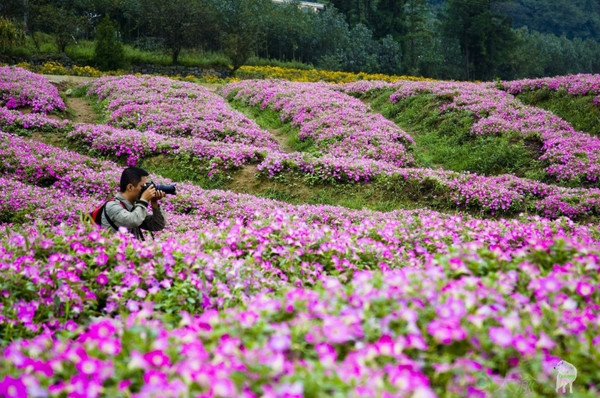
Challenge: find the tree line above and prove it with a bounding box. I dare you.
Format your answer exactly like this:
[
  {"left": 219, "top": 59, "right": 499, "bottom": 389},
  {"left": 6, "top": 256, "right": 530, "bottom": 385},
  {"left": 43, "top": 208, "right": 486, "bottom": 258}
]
[{"left": 1, "top": 0, "right": 600, "bottom": 80}]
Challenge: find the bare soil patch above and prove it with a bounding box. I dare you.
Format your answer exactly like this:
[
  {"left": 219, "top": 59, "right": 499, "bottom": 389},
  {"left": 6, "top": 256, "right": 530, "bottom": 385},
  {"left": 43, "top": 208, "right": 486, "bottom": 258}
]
[{"left": 67, "top": 97, "right": 97, "bottom": 124}]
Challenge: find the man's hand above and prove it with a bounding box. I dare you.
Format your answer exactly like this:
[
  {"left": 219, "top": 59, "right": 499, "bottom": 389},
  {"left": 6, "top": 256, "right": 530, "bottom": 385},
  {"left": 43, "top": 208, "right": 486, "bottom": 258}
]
[
  {"left": 151, "top": 189, "right": 166, "bottom": 206},
  {"left": 140, "top": 185, "right": 156, "bottom": 202}
]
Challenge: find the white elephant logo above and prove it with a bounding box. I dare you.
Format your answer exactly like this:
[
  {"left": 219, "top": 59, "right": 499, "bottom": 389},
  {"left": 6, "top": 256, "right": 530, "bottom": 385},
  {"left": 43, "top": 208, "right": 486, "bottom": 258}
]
[{"left": 553, "top": 360, "right": 577, "bottom": 394}]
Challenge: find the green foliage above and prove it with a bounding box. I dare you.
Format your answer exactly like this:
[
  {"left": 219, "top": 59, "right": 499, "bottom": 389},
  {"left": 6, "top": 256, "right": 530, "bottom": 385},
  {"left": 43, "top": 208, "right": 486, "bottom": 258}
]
[
  {"left": 0, "top": 17, "right": 24, "bottom": 52},
  {"left": 93, "top": 16, "right": 125, "bottom": 71},
  {"left": 516, "top": 90, "right": 600, "bottom": 136},
  {"left": 245, "top": 56, "right": 314, "bottom": 70},
  {"left": 377, "top": 34, "right": 402, "bottom": 75},
  {"left": 65, "top": 40, "right": 95, "bottom": 63},
  {"left": 340, "top": 23, "right": 380, "bottom": 73},
  {"left": 369, "top": 91, "right": 546, "bottom": 179},
  {"left": 441, "top": 0, "right": 517, "bottom": 80},
  {"left": 140, "top": 0, "right": 210, "bottom": 65}
]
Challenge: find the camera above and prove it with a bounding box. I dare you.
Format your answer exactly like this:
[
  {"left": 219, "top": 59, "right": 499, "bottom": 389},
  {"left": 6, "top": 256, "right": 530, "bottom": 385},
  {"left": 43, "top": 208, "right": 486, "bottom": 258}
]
[{"left": 141, "top": 181, "right": 177, "bottom": 195}]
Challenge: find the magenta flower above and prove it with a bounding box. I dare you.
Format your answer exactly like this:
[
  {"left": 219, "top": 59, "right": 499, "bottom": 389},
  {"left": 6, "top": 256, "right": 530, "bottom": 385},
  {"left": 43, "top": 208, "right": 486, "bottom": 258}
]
[
  {"left": 210, "top": 378, "right": 237, "bottom": 397},
  {"left": 143, "top": 369, "right": 168, "bottom": 386},
  {"left": 576, "top": 281, "right": 595, "bottom": 297},
  {"left": 268, "top": 334, "right": 291, "bottom": 352},
  {"left": 144, "top": 349, "right": 171, "bottom": 367},
  {"left": 322, "top": 317, "right": 353, "bottom": 344},
  {"left": 95, "top": 252, "right": 109, "bottom": 266},
  {"left": 0, "top": 375, "right": 27, "bottom": 398},
  {"left": 76, "top": 357, "right": 103, "bottom": 376},
  {"left": 489, "top": 327, "right": 513, "bottom": 348},
  {"left": 315, "top": 342, "right": 337, "bottom": 365},
  {"left": 513, "top": 334, "right": 535, "bottom": 356},
  {"left": 88, "top": 319, "right": 116, "bottom": 340},
  {"left": 98, "top": 339, "right": 121, "bottom": 355},
  {"left": 96, "top": 273, "right": 109, "bottom": 285}
]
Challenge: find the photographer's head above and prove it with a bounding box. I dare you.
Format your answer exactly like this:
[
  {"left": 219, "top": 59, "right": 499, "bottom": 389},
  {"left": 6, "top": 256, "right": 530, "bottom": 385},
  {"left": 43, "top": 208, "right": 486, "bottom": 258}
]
[{"left": 120, "top": 166, "right": 149, "bottom": 202}]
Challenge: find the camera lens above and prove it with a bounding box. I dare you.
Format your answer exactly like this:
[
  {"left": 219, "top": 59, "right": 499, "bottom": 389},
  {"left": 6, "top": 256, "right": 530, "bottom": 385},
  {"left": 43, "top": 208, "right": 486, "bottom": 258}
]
[{"left": 155, "top": 184, "right": 177, "bottom": 195}]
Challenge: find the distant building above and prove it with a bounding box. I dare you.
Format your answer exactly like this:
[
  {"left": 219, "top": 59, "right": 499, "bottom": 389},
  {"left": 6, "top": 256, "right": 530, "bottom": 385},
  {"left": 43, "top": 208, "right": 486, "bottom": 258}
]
[{"left": 272, "top": 0, "right": 324, "bottom": 12}]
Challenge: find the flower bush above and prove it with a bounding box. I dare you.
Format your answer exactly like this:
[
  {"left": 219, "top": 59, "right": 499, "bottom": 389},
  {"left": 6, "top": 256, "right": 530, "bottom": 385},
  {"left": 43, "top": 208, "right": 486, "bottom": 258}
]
[
  {"left": 0, "top": 204, "right": 600, "bottom": 396},
  {"left": 69, "top": 123, "right": 267, "bottom": 170},
  {"left": 87, "top": 75, "right": 282, "bottom": 151},
  {"left": 0, "top": 66, "right": 66, "bottom": 113},
  {"left": 222, "top": 79, "right": 415, "bottom": 167},
  {"left": 374, "top": 80, "right": 600, "bottom": 184},
  {"left": 499, "top": 73, "right": 600, "bottom": 102}
]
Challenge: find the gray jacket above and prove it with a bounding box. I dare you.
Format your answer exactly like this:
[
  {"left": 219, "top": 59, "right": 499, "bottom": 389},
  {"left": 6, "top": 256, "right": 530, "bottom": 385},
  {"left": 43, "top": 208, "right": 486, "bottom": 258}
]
[{"left": 101, "top": 193, "right": 166, "bottom": 240}]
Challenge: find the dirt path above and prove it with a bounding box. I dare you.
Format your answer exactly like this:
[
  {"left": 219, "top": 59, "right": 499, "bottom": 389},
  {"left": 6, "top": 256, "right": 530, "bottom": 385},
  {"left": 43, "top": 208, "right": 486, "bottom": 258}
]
[
  {"left": 67, "top": 97, "right": 97, "bottom": 124},
  {"left": 269, "top": 127, "right": 294, "bottom": 153}
]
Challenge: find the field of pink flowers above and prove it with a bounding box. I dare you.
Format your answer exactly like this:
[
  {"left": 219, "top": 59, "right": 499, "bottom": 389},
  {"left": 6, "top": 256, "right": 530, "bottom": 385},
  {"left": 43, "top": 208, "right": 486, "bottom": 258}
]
[
  {"left": 1, "top": 66, "right": 600, "bottom": 397},
  {"left": 338, "top": 79, "right": 600, "bottom": 184}
]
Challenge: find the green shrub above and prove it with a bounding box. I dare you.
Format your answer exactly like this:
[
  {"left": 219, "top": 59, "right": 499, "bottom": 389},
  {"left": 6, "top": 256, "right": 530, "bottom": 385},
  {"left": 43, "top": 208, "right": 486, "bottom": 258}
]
[{"left": 93, "top": 15, "right": 126, "bottom": 71}]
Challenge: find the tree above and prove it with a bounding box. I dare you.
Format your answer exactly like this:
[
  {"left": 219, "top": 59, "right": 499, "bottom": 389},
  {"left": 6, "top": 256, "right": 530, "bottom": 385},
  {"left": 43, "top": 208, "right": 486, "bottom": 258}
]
[
  {"left": 140, "top": 0, "right": 206, "bottom": 64},
  {"left": 29, "top": 3, "right": 82, "bottom": 53},
  {"left": 441, "top": 0, "right": 516, "bottom": 80},
  {"left": 340, "top": 23, "right": 379, "bottom": 73},
  {"left": 311, "top": 7, "right": 350, "bottom": 67},
  {"left": 401, "top": 0, "right": 433, "bottom": 74},
  {"left": 93, "top": 15, "right": 124, "bottom": 71},
  {"left": 0, "top": 18, "right": 25, "bottom": 53},
  {"left": 378, "top": 35, "right": 402, "bottom": 75},
  {"left": 212, "top": 0, "right": 272, "bottom": 71}
]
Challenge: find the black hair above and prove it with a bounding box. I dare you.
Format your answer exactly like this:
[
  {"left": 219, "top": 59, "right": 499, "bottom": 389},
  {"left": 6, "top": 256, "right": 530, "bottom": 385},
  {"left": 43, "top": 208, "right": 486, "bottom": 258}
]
[{"left": 120, "top": 166, "right": 149, "bottom": 192}]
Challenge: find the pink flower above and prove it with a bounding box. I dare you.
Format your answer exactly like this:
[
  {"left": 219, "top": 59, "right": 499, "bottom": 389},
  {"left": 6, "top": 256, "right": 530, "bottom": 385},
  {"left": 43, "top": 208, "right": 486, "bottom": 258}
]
[
  {"left": 211, "top": 378, "right": 236, "bottom": 397},
  {"left": 99, "top": 339, "right": 121, "bottom": 355},
  {"left": 315, "top": 342, "right": 337, "bottom": 365},
  {"left": 407, "top": 334, "right": 428, "bottom": 350},
  {"left": 322, "top": 317, "right": 353, "bottom": 344},
  {"left": 238, "top": 310, "right": 259, "bottom": 328},
  {"left": 541, "top": 276, "right": 562, "bottom": 293},
  {"left": 489, "top": 327, "right": 513, "bottom": 348},
  {"left": 118, "top": 380, "right": 132, "bottom": 391},
  {"left": 144, "top": 349, "right": 171, "bottom": 367},
  {"left": 96, "top": 273, "right": 109, "bottom": 285},
  {"left": 143, "top": 369, "right": 168, "bottom": 385},
  {"left": 513, "top": 334, "right": 535, "bottom": 356},
  {"left": 427, "top": 319, "right": 466, "bottom": 345},
  {"left": 88, "top": 319, "right": 116, "bottom": 340},
  {"left": 576, "top": 281, "right": 595, "bottom": 297},
  {"left": 95, "top": 252, "right": 109, "bottom": 266},
  {"left": 76, "top": 357, "right": 102, "bottom": 376},
  {"left": 0, "top": 375, "right": 27, "bottom": 398},
  {"left": 268, "top": 334, "right": 291, "bottom": 352}
]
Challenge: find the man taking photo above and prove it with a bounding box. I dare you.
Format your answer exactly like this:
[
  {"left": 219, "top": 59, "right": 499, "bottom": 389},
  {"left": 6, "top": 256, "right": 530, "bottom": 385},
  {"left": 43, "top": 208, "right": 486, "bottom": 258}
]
[{"left": 101, "top": 166, "right": 167, "bottom": 240}]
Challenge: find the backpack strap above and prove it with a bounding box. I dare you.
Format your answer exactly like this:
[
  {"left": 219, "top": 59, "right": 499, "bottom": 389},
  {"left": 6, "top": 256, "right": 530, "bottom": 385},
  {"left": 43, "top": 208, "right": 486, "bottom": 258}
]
[
  {"left": 105, "top": 198, "right": 151, "bottom": 241},
  {"left": 103, "top": 198, "right": 126, "bottom": 232}
]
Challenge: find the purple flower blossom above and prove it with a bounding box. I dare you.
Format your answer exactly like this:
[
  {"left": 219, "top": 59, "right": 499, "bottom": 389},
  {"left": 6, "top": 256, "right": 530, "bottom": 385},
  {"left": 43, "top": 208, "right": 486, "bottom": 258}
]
[{"left": 489, "top": 327, "right": 513, "bottom": 348}]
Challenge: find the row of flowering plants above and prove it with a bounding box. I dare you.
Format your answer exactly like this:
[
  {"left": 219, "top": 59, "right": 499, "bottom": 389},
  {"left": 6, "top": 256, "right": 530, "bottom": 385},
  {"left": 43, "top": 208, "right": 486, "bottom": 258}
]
[
  {"left": 221, "top": 79, "right": 415, "bottom": 167},
  {"left": 68, "top": 124, "right": 268, "bottom": 173},
  {"left": 1, "top": 196, "right": 600, "bottom": 396},
  {"left": 498, "top": 73, "right": 600, "bottom": 104},
  {"left": 86, "top": 75, "right": 282, "bottom": 151},
  {"left": 0, "top": 66, "right": 66, "bottom": 113},
  {"left": 339, "top": 79, "right": 600, "bottom": 185},
  {"left": 255, "top": 151, "right": 600, "bottom": 220},
  {"left": 5, "top": 128, "right": 600, "bottom": 221}
]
